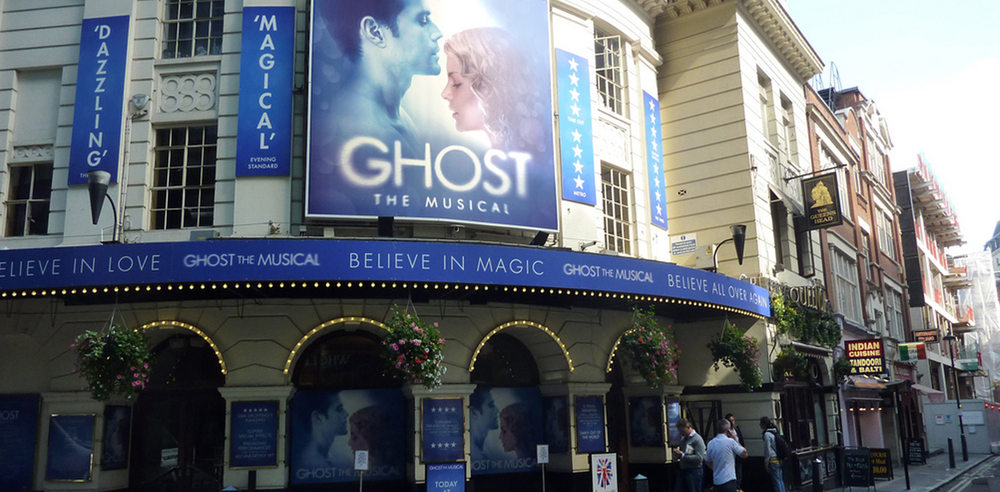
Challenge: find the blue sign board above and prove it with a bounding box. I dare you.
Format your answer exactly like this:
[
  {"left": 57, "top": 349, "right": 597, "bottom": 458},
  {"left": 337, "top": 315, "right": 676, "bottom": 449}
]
[
  {"left": 68, "top": 15, "right": 130, "bottom": 185},
  {"left": 542, "top": 396, "right": 569, "bottom": 453},
  {"left": 46, "top": 414, "right": 95, "bottom": 481},
  {"left": 427, "top": 462, "right": 466, "bottom": 492},
  {"left": 306, "top": 0, "right": 558, "bottom": 231},
  {"left": 575, "top": 395, "right": 605, "bottom": 453},
  {"left": 556, "top": 49, "right": 596, "bottom": 205},
  {"left": 423, "top": 398, "right": 465, "bottom": 462},
  {"left": 230, "top": 401, "right": 279, "bottom": 468},
  {"left": 666, "top": 400, "right": 681, "bottom": 445},
  {"left": 629, "top": 397, "right": 662, "bottom": 447},
  {"left": 236, "top": 7, "right": 294, "bottom": 176},
  {"left": 290, "top": 389, "right": 404, "bottom": 484},
  {"left": 101, "top": 405, "right": 130, "bottom": 470},
  {"left": 0, "top": 240, "right": 771, "bottom": 316},
  {"left": 643, "top": 91, "right": 667, "bottom": 230},
  {"left": 470, "top": 387, "right": 541, "bottom": 475},
  {"left": 0, "top": 395, "right": 39, "bottom": 491}
]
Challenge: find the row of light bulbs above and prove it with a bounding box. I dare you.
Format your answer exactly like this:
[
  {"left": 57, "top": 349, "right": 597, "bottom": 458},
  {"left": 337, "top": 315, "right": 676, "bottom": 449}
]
[{"left": 0, "top": 281, "right": 764, "bottom": 319}]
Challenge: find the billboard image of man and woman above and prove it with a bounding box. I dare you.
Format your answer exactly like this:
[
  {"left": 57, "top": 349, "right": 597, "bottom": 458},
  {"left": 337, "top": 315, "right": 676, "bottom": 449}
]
[
  {"left": 290, "top": 389, "right": 404, "bottom": 484},
  {"left": 470, "top": 387, "right": 542, "bottom": 475},
  {"left": 307, "top": 0, "right": 557, "bottom": 231}
]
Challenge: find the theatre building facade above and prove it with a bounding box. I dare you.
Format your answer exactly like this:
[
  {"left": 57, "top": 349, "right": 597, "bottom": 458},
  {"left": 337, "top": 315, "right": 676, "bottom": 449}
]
[{"left": 0, "top": 1, "right": 798, "bottom": 492}]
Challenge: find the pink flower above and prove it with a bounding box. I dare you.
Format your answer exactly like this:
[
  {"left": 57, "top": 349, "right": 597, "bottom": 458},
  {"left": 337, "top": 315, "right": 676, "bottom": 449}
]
[
  {"left": 433, "top": 322, "right": 439, "bottom": 328},
  {"left": 399, "top": 339, "right": 406, "bottom": 345},
  {"left": 144, "top": 364, "right": 149, "bottom": 369},
  {"left": 438, "top": 338, "right": 445, "bottom": 344},
  {"left": 411, "top": 322, "right": 417, "bottom": 328},
  {"left": 133, "top": 373, "right": 139, "bottom": 378},
  {"left": 391, "top": 343, "right": 399, "bottom": 351},
  {"left": 116, "top": 375, "right": 122, "bottom": 380},
  {"left": 413, "top": 340, "right": 421, "bottom": 346}
]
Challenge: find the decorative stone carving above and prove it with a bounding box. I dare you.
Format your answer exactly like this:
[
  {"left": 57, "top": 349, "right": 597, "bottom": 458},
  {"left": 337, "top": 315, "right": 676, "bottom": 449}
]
[
  {"left": 594, "top": 118, "right": 628, "bottom": 165},
  {"left": 159, "top": 72, "right": 217, "bottom": 113},
  {"left": 11, "top": 144, "right": 54, "bottom": 162}
]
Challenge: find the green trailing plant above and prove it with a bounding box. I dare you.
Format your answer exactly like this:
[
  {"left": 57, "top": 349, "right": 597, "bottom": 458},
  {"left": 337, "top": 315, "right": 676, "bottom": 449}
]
[
  {"left": 771, "top": 294, "right": 841, "bottom": 348},
  {"left": 72, "top": 325, "right": 153, "bottom": 401},
  {"left": 382, "top": 305, "right": 446, "bottom": 389},
  {"left": 773, "top": 346, "right": 809, "bottom": 380},
  {"left": 708, "top": 320, "right": 762, "bottom": 391},
  {"left": 832, "top": 355, "right": 852, "bottom": 382},
  {"left": 620, "top": 305, "right": 680, "bottom": 388}
]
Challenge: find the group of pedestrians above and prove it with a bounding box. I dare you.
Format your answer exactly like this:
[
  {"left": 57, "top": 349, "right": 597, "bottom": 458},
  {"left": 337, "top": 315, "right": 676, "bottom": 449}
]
[{"left": 671, "top": 414, "right": 786, "bottom": 492}]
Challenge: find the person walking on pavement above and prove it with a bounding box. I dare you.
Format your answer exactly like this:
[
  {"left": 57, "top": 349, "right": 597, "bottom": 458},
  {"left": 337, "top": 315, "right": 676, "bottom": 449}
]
[
  {"left": 760, "top": 417, "right": 785, "bottom": 492},
  {"left": 725, "top": 413, "right": 745, "bottom": 491},
  {"left": 672, "top": 418, "right": 706, "bottom": 492},
  {"left": 705, "top": 419, "right": 747, "bottom": 492}
]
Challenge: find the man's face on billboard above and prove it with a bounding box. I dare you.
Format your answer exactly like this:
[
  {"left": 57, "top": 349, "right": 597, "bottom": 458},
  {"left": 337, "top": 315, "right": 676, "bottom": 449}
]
[{"left": 385, "top": 0, "right": 442, "bottom": 76}]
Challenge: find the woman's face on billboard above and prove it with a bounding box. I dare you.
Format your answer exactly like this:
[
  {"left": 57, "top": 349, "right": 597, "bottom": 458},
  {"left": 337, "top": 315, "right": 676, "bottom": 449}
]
[{"left": 442, "top": 55, "right": 485, "bottom": 133}]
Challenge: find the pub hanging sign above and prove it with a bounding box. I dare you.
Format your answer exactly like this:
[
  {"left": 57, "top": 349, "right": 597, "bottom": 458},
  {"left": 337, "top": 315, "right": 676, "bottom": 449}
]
[
  {"left": 802, "top": 173, "right": 843, "bottom": 230},
  {"left": 845, "top": 339, "right": 885, "bottom": 376}
]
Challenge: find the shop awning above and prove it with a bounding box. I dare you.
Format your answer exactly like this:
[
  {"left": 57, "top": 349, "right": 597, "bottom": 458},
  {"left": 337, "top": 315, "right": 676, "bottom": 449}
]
[
  {"left": 846, "top": 375, "right": 886, "bottom": 390},
  {"left": 911, "top": 383, "right": 946, "bottom": 403}
]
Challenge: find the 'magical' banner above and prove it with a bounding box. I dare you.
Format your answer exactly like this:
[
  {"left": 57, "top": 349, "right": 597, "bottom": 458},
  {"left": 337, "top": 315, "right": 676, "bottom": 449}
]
[{"left": 306, "top": 0, "right": 557, "bottom": 231}]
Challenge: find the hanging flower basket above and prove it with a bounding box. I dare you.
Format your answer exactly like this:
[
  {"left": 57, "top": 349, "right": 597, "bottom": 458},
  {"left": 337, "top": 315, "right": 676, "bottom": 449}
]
[
  {"left": 381, "top": 305, "right": 446, "bottom": 389},
  {"left": 72, "top": 325, "right": 153, "bottom": 401},
  {"left": 707, "top": 320, "right": 762, "bottom": 391},
  {"left": 619, "top": 306, "right": 679, "bottom": 388},
  {"left": 773, "top": 346, "right": 809, "bottom": 381},
  {"left": 832, "top": 355, "right": 852, "bottom": 383}
]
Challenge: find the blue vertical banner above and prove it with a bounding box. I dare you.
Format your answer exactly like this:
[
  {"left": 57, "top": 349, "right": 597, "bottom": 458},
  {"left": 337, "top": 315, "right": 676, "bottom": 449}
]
[
  {"left": 101, "top": 406, "right": 131, "bottom": 470},
  {"left": 469, "top": 387, "right": 542, "bottom": 475},
  {"left": 575, "top": 395, "right": 605, "bottom": 453},
  {"left": 542, "top": 396, "right": 569, "bottom": 453},
  {"left": 643, "top": 91, "right": 667, "bottom": 229},
  {"left": 628, "top": 397, "right": 662, "bottom": 447},
  {"left": 422, "top": 398, "right": 465, "bottom": 462},
  {"left": 0, "top": 395, "right": 39, "bottom": 491},
  {"left": 237, "top": 7, "right": 295, "bottom": 176},
  {"left": 556, "top": 49, "right": 596, "bottom": 205},
  {"left": 68, "top": 15, "right": 130, "bottom": 185}
]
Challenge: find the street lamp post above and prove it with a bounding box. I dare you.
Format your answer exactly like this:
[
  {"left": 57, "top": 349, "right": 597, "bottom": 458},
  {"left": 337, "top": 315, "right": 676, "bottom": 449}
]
[{"left": 942, "top": 333, "right": 968, "bottom": 462}]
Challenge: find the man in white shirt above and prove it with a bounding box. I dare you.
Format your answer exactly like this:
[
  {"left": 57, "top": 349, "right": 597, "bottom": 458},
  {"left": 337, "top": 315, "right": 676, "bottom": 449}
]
[{"left": 704, "top": 419, "right": 747, "bottom": 492}]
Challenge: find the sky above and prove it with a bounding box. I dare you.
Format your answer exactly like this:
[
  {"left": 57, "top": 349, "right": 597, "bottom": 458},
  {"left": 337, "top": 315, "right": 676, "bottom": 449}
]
[{"left": 785, "top": 1, "right": 1000, "bottom": 254}]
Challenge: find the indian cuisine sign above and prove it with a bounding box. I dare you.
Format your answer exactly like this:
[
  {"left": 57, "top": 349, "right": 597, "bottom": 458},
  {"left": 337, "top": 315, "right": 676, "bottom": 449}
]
[
  {"left": 802, "top": 173, "right": 843, "bottom": 230},
  {"left": 306, "top": 0, "right": 557, "bottom": 231},
  {"left": 845, "top": 339, "right": 885, "bottom": 376}
]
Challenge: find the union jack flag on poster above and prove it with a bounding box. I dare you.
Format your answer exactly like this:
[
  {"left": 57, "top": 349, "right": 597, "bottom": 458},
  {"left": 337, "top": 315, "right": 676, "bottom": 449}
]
[{"left": 591, "top": 453, "right": 618, "bottom": 492}]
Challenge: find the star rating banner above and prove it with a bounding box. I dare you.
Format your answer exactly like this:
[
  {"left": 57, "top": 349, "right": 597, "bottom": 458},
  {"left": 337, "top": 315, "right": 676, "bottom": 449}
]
[
  {"left": 422, "top": 397, "right": 465, "bottom": 462},
  {"left": 230, "top": 401, "right": 279, "bottom": 468},
  {"left": 643, "top": 91, "right": 668, "bottom": 230},
  {"left": 556, "top": 49, "right": 597, "bottom": 205}
]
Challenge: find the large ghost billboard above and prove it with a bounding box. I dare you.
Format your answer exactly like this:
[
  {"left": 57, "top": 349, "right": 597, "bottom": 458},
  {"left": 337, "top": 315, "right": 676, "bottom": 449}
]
[{"left": 307, "top": 0, "right": 557, "bottom": 231}]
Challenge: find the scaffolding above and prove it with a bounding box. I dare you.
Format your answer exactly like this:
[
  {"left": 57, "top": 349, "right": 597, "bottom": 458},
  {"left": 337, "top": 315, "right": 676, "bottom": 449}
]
[{"left": 954, "top": 251, "right": 1000, "bottom": 400}]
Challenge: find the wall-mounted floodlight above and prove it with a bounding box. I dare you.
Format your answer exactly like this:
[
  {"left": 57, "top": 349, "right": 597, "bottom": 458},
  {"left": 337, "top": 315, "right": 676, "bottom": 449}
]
[
  {"left": 713, "top": 224, "right": 747, "bottom": 271},
  {"left": 87, "top": 170, "right": 118, "bottom": 243}
]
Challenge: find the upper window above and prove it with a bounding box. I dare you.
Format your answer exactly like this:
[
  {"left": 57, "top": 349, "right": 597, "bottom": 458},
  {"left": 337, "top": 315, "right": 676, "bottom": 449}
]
[
  {"left": 758, "top": 73, "right": 774, "bottom": 142},
  {"left": 831, "top": 247, "right": 864, "bottom": 324},
  {"left": 877, "top": 210, "right": 896, "bottom": 261},
  {"left": 886, "top": 287, "right": 905, "bottom": 341},
  {"left": 162, "top": 0, "right": 224, "bottom": 59},
  {"left": 594, "top": 28, "right": 626, "bottom": 116},
  {"left": 867, "top": 137, "right": 886, "bottom": 186},
  {"left": 602, "top": 166, "right": 633, "bottom": 255},
  {"left": 152, "top": 126, "right": 217, "bottom": 229},
  {"left": 4, "top": 163, "right": 52, "bottom": 237},
  {"left": 779, "top": 96, "right": 795, "bottom": 164}
]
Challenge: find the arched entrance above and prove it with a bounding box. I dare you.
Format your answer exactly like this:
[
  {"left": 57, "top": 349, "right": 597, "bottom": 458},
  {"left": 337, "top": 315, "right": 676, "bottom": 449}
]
[
  {"left": 288, "top": 328, "right": 404, "bottom": 492},
  {"left": 129, "top": 334, "right": 226, "bottom": 492},
  {"left": 469, "top": 333, "right": 541, "bottom": 492}
]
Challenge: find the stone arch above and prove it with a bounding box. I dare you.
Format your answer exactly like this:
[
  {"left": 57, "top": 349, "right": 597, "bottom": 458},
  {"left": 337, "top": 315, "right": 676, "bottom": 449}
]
[
  {"left": 139, "top": 320, "right": 227, "bottom": 374},
  {"left": 282, "top": 316, "right": 389, "bottom": 377},
  {"left": 468, "top": 320, "right": 573, "bottom": 375}
]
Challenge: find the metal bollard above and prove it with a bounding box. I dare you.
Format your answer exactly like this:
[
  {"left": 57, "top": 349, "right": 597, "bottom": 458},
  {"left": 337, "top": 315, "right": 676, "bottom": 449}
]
[
  {"left": 948, "top": 438, "right": 955, "bottom": 469},
  {"left": 961, "top": 434, "right": 968, "bottom": 462},
  {"left": 812, "top": 458, "right": 823, "bottom": 492}
]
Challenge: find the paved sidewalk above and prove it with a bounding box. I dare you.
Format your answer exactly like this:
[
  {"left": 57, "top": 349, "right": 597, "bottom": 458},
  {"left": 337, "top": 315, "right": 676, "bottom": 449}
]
[{"left": 825, "top": 452, "right": 997, "bottom": 492}]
